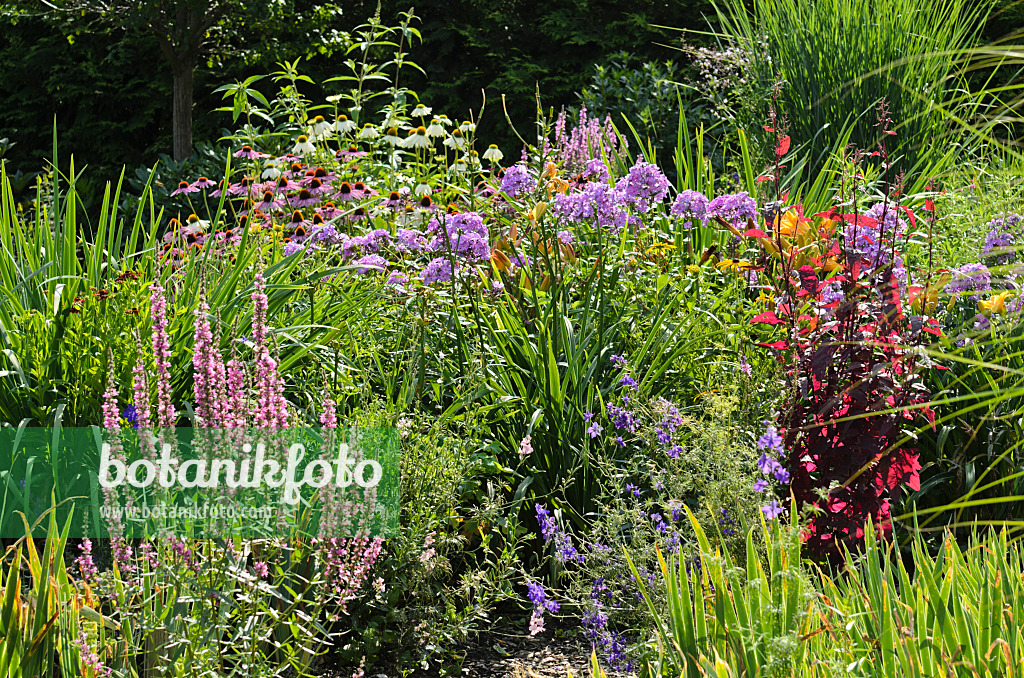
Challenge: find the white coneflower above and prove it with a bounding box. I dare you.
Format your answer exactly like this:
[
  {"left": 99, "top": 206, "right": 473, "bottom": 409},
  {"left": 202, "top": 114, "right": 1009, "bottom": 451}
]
[
  {"left": 410, "top": 104, "right": 432, "bottom": 117},
  {"left": 383, "top": 127, "right": 403, "bottom": 145},
  {"left": 453, "top": 157, "right": 468, "bottom": 172},
  {"left": 443, "top": 129, "right": 466, "bottom": 151},
  {"left": 358, "top": 123, "right": 379, "bottom": 139},
  {"left": 466, "top": 150, "right": 481, "bottom": 169},
  {"left": 459, "top": 120, "right": 476, "bottom": 133},
  {"left": 325, "top": 94, "right": 344, "bottom": 103},
  {"left": 414, "top": 182, "right": 432, "bottom": 197},
  {"left": 293, "top": 135, "right": 316, "bottom": 155},
  {"left": 436, "top": 114, "right": 453, "bottom": 127},
  {"left": 425, "top": 118, "right": 445, "bottom": 137},
  {"left": 402, "top": 126, "right": 431, "bottom": 149},
  {"left": 308, "top": 115, "right": 333, "bottom": 138},
  {"left": 482, "top": 144, "right": 504, "bottom": 163},
  {"left": 261, "top": 161, "right": 281, "bottom": 180},
  {"left": 335, "top": 114, "right": 356, "bottom": 134}
]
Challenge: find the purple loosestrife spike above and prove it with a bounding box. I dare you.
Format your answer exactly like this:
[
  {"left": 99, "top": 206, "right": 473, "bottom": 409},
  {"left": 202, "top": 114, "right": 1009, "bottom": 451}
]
[
  {"left": 225, "top": 357, "right": 248, "bottom": 428},
  {"left": 149, "top": 283, "right": 176, "bottom": 428},
  {"left": 102, "top": 361, "right": 120, "bottom": 430}
]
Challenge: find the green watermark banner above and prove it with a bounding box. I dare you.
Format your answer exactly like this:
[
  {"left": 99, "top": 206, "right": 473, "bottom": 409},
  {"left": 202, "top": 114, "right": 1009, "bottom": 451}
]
[{"left": 0, "top": 426, "right": 400, "bottom": 539}]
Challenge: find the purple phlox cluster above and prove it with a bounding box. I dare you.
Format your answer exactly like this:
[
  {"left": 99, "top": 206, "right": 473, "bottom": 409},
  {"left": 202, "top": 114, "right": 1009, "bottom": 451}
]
[
  {"left": 609, "top": 353, "right": 627, "bottom": 368},
  {"left": 499, "top": 163, "right": 537, "bottom": 198},
  {"left": 707, "top": 191, "right": 757, "bottom": 228},
  {"left": 552, "top": 106, "right": 627, "bottom": 172},
  {"left": 396, "top": 228, "right": 427, "bottom": 252},
  {"left": 527, "top": 582, "right": 559, "bottom": 636},
  {"left": 945, "top": 263, "right": 992, "bottom": 299},
  {"left": 982, "top": 214, "right": 1023, "bottom": 265},
  {"left": 557, "top": 230, "right": 574, "bottom": 244},
  {"left": 587, "top": 421, "right": 604, "bottom": 438},
  {"left": 820, "top": 280, "right": 845, "bottom": 305},
  {"left": 552, "top": 180, "right": 629, "bottom": 234},
  {"left": 427, "top": 212, "right": 491, "bottom": 262},
  {"left": 252, "top": 560, "right": 270, "bottom": 578},
  {"left": 583, "top": 158, "right": 611, "bottom": 182},
  {"left": 845, "top": 203, "right": 909, "bottom": 288},
  {"left": 353, "top": 254, "right": 388, "bottom": 275},
  {"left": 419, "top": 256, "right": 460, "bottom": 285},
  {"left": 616, "top": 159, "right": 669, "bottom": 213},
  {"left": 618, "top": 374, "right": 638, "bottom": 391},
  {"left": 625, "top": 483, "right": 641, "bottom": 498},
  {"left": 308, "top": 223, "right": 342, "bottom": 246},
  {"left": 670, "top": 190, "right": 711, "bottom": 230}
]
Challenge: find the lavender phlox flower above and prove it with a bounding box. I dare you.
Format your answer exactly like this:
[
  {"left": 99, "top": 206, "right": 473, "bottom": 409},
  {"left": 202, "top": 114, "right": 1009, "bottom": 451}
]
[
  {"left": 983, "top": 214, "right": 1023, "bottom": 265},
  {"left": 670, "top": 190, "right": 711, "bottom": 231},
  {"left": 587, "top": 422, "right": 603, "bottom": 438},
  {"left": 583, "top": 158, "right": 611, "bottom": 182},
  {"left": 552, "top": 180, "right": 628, "bottom": 234},
  {"left": 353, "top": 254, "right": 388, "bottom": 275},
  {"left": 419, "top": 257, "right": 460, "bottom": 285},
  {"left": 708, "top": 191, "right": 757, "bottom": 228},
  {"left": 499, "top": 163, "right": 537, "bottom": 198},
  {"left": 945, "top": 263, "right": 992, "bottom": 299},
  {"left": 616, "top": 159, "right": 669, "bottom": 213}
]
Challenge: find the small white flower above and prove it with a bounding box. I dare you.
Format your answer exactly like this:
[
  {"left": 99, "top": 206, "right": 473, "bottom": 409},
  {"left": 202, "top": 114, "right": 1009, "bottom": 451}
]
[
  {"left": 292, "top": 135, "right": 316, "bottom": 155},
  {"left": 410, "top": 104, "right": 432, "bottom": 117},
  {"left": 402, "top": 127, "right": 431, "bottom": 149},
  {"left": 335, "top": 114, "right": 356, "bottom": 134},
  {"left": 425, "top": 119, "right": 445, "bottom": 137},
  {"left": 442, "top": 131, "right": 466, "bottom": 151},
  {"left": 459, "top": 120, "right": 476, "bottom": 133},
  {"left": 261, "top": 161, "right": 281, "bottom": 180},
  {"left": 383, "top": 127, "right": 403, "bottom": 146},
  {"left": 307, "top": 115, "right": 333, "bottom": 138},
  {"left": 436, "top": 114, "right": 453, "bottom": 127},
  {"left": 325, "top": 94, "right": 344, "bottom": 103},
  {"left": 358, "top": 123, "right": 379, "bottom": 139},
  {"left": 414, "top": 182, "right": 432, "bottom": 197},
  {"left": 482, "top": 144, "right": 504, "bottom": 163}
]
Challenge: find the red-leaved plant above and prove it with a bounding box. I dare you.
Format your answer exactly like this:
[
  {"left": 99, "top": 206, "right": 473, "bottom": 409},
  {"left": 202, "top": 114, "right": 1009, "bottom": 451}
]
[{"left": 745, "top": 104, "right": 939, "bottom": 561}]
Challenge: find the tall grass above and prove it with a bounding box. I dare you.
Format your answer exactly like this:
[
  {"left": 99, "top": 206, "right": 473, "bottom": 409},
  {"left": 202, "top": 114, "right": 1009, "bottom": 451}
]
[
  {"left": 716, "top": 0, "right": 992, "bottom": 175},
  {"left": 624, "top": 505, "right": 1024, "bottom": 677}
]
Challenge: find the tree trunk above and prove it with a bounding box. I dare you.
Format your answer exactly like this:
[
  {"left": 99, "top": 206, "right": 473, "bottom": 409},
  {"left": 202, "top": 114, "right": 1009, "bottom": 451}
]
[{"left": 172, "top": 63, "right": 194, "bottom": 162}]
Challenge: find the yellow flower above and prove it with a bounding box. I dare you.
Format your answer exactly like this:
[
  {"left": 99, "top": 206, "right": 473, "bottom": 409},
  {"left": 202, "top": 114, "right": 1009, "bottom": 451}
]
[
  {"left": 979, "top": 291, "right": 1012, "bottom": 315},
  {"left": 687, "top": 265, "right": 701, "bottom": 274}
]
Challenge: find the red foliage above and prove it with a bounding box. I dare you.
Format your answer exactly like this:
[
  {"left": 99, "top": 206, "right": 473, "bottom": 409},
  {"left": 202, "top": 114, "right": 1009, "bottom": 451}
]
[{"left": 754, "top": 228, "right": 934, "bottom": 562}]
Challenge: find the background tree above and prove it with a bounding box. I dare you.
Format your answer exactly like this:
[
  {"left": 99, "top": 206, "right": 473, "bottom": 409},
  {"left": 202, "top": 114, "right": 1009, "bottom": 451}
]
[{"left": 19, "top": 0, "right": 348, "bottom": 161}]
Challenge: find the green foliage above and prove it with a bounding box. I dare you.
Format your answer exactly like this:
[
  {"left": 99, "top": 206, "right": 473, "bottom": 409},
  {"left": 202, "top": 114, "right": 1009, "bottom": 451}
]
[
  {"left": 716, "top": 0, "right": 992, "bottom": 175},
  {"left": 628, "top": 508, "right": 1024, "bottom": 677}
]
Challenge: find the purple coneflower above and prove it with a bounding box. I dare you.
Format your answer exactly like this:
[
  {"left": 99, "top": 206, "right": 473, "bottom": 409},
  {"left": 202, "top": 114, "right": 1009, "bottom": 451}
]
[
  {"left": 289, "top": 188, "right": 319, "bottom": 209},
  {"left": 171, "top": 180, "right": 198, "bottom": 197},
  {"left": 255, "top": 190, "right": 283, "bottom": 212},
  {"left": 234, "top": 145, "right": 267, "bottom": 159}
]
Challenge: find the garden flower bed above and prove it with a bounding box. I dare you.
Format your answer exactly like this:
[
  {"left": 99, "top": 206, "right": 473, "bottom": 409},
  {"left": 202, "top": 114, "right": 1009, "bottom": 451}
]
[{"left": 2, "top": 5, "right": 1024, "bottom": 678}]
